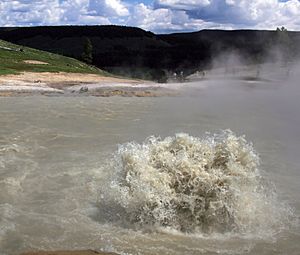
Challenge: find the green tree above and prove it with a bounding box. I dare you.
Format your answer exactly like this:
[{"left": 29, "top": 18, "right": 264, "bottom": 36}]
[
  {"left": 276, "top": 26, "right": 293, "bottom": 64},
  {"left": 276, "top": 26, "right": 290, "bottom": 45},
  {"left": 81, "top": 37, "right": 93, "bottom": 64},
  {"left": 276, "top": 26, "right": 287, "bottom": 32}
]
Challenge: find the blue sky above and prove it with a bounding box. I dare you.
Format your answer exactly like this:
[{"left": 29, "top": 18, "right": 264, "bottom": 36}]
[{"left": 0, "top": 0, "right": 299, "bottom": 33}]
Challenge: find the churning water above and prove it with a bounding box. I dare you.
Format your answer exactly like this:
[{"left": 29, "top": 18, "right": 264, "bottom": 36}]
[
  {"left": 0, "top": 77, "right": 300, "bottom": 254},
  {"left": 104, "top": 131, "right": 292, "bottom": 235}
]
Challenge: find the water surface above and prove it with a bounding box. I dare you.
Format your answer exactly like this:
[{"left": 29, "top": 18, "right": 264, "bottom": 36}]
[{"left": 0, "top": 78, "right": 299, "bottom": 255}]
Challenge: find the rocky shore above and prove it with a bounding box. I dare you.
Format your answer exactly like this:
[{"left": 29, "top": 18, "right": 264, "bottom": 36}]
[{"left": 0, "top": 72, "right": 179, "bottom": 97}]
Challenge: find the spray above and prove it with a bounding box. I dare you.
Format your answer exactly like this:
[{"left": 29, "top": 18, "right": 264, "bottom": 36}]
[{"left": 100, "top": 130, "right": 294, "bottom": 236}]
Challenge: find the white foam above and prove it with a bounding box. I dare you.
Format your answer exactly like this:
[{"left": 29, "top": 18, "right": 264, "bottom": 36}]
[{"left": 101, "top": 130, "right": 294, "bottom": 236}]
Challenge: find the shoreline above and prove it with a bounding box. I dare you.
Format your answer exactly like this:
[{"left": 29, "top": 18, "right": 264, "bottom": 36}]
[
  {"left": 0, "top": 72, "right": 180, "bottom": 97},
  {"left": 21, "top": 250, "right": 118, "bottom": 255}
]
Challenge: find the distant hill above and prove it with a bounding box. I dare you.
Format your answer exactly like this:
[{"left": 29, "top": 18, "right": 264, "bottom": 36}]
[
  {"left": 0, "top": 39, "right": 106, "bottom": 76},
  {"left": 0, "top": 25, "right": 299, "bottom": 81}
]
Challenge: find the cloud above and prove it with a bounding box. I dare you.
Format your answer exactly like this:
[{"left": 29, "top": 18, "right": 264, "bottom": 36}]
[
  {"left": 153, "top": 0, "right": 300, "bottom": 29},
  {"left": 0, "top": 0, "right": 299, "bottom": 32},
  {"left": 0, "top": 0, "right": 128, "bottom": 27},
  {"left": 0, "top": 0, "right": 61, "bottom": 26},
  {"left": 154, "top": 0, "right": 211, "bottom": 11},
  {"left": 88, "top": 0, "right": 129, "bottom": 17},
  {"left": 127, "top": 3, "right": 223, "bottom": 33},
  {"left": 128, "top": 3, "right": 173, "bottom": 32}
]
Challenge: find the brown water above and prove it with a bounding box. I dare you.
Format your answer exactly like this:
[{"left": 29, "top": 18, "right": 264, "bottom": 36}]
[{"left": 0, "top": 78, "right": 299, "bottom": 255}]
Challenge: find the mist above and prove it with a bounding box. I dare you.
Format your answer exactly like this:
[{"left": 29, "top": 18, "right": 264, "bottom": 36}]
[{"left": 185, "top": 44, "right": 300, "bottom": 87}]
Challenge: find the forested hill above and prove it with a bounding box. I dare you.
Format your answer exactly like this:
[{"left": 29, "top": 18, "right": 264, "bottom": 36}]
[{"left": 0, "top": 25, "right": 299, "bottom": 81}]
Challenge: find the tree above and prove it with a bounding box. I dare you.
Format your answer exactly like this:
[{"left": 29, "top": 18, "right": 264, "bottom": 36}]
[
  {"left": 276, "top": 26, "right": 290, "bottom": 45},
  {"left": 81, "top": 37, "right": 93, "bottom": 64},
  {"left": 276, "top": 26, "right": 287, "bottom": 32},
  {"left": 275, "top": 26, "right": 293, "bottom": 64}
]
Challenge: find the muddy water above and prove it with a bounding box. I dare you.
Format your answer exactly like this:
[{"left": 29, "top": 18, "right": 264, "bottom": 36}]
[{"left": 0, "top": 79, "right": 299, "bottom": 255}]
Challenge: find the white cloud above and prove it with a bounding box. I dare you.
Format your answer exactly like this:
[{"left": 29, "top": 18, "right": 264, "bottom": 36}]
[
  {"left": 153, "top": 0, "right": 300, "bottom": 30},
  {"left": 0, "top": 0, "right": 61, "bottom": 26},
  {"left": 60, "top": 0, "right": 89, "bottom": 23},
  {"left": 281, "top": 0, "right": 300, "bottom": 15},
  {"left": 128, "top": 3, "right": 173, "bottom": 32},
  {"left": 128, "top": 3, "right": 223, "bottom": 33},
  {"left": 88, "top": 0, "right": 129, "bottom": 17},
  {"left": 227, "top": 0, "right": 300, "bottom": 29},
  {"left": 105, "top": 0, "right": 129, "bottom": 16},
  {"left": 0, "top": 0, "right": 299, "bottom": 32},
  {"left": 0, "top": 0, "right": 128, "bottom": 27}
]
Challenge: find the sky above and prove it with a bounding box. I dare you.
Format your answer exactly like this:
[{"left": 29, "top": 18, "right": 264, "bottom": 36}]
[{"left": 0, "top": 0, "right": 300, "bottom": 33}]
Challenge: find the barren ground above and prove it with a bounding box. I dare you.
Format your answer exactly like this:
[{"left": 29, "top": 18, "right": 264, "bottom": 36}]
[{"left": 0, "top": 72, "right": 179, "bottom": 97}]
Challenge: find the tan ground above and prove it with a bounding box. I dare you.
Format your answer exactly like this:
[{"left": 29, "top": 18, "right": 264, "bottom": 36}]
[
  {"left": 0, "top": 72, "right": 141, "bottom": 86},
  {"left": 0, "top": 72, "right": 179, "bottom": 97},
  {"left": 23, "top": 60, "right": 49, "bottom": 65},
  {"left": 0, "top": 71, "right": 196, "bottom": 97}
]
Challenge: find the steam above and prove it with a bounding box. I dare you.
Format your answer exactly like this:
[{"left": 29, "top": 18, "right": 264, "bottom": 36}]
[
  {"left": 100, "top": 130, "right": 293, "bottom": 236},
  {"left": 188, "top": 51, "right": 300, "bottom": 84},
  {"left": 187, "top": 32, "right": 300, "bottom": 83}
]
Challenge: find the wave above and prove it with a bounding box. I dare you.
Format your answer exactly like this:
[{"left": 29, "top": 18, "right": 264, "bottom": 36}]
[{"left": 100, "top": 130, "right": 294, "bottom": 236}]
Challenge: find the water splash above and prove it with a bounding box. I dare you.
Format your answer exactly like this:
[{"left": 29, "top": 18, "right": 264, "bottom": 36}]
[{"left": 101, "top": 130, "right": 294, "bottom": 236}]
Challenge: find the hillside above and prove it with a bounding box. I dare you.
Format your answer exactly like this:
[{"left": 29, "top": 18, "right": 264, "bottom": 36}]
[
  {"left": 0, "top": 26, "right": 299, "bottom": 81},
  {"left": 0, "top": 39, "right": 106, "bottom": 76}
]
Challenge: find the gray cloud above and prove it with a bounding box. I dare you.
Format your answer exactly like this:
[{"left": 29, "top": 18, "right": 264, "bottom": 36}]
[{"left": 153, "top": 0, "right": 300, "bottom": 29}]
